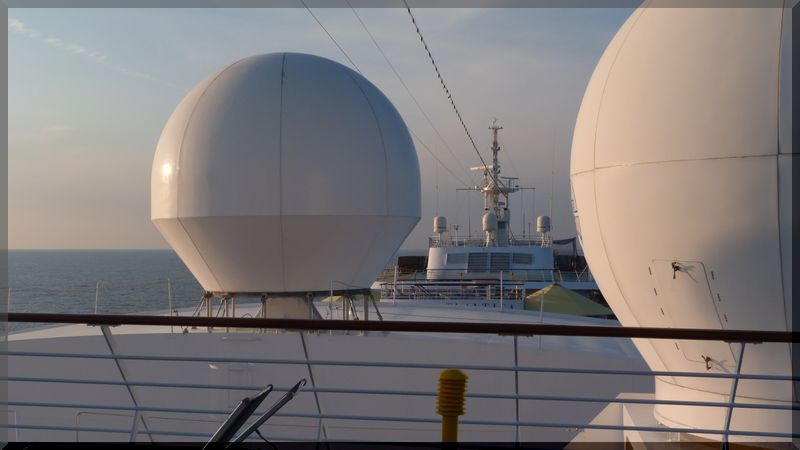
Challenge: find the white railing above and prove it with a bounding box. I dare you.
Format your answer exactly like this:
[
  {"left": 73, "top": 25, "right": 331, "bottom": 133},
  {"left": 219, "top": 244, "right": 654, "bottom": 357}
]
[
  {"left": 429, "top": 235, "right": 551, "bottom": 248},
  {"left": 3, "top": 334, "right": 797, "bottom": 443},
  {"left": 378, "top": 268, "right": 595, "bottom": 284}
]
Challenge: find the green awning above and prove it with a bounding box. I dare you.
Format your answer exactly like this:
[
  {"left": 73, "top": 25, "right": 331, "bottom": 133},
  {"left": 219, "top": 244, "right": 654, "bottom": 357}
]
[
  {"left": 524, "top": 283, "right": 613, "bottom": 317},
  {"left": 321, "top": 291, "right": 382, "bottom": 302}
]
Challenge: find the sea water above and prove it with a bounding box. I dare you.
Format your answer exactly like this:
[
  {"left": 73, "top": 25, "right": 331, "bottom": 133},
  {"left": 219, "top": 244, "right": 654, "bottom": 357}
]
[{"left": 8, "top": 250, "right": 203, "bottom": 331}]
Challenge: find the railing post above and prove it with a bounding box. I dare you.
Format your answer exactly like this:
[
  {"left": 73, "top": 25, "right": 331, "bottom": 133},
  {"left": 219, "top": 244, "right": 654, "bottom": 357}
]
[
  {"left": 722, "top": 342, "right": 746, "bottom": 450},
  {"left": 500, "top": 271, "right": 504, "bottom": 310},
  {"left": 129, "top": 410, "right": 140, "bottom": 442},
  {"left": 206, "top": 292, "right": 213, "bottom": 332},
  {"left": 329, "top": 281, "right": 334, "bottom": 321},
  {"left": 514, "top": 335, "right": 520, "bottom": 443},
  {"left": 392, "top": 265, "right": 398, "bottom": 305},
  {"left": 299, "top": 332, "right": 328, "bottom": 441},
  {"left": 94, "top": 282, "right": 100, "bottom": 314},
  {"left": 224, "top": 296, "right": 230, "bottom": 333},
  {"left": 100, "top": 326, "right": 153, "bottom": 443},
  {"left": 167, "top": 278, "right": 173, "bottom": 334}
]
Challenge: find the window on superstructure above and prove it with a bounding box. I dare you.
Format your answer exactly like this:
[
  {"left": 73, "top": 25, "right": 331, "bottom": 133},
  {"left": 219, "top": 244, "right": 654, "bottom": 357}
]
[
  {"left": 447, "top": 253, "right": 466, "bottom": 265},
  {"left": 512, "top": 253, "right": 533, "bottom": 265},
  {"left": 490, "top": 253, "right": 511, "bottom": 271},
  {"left": 467, "top": 253, "right": 488, "bottom": 272}
]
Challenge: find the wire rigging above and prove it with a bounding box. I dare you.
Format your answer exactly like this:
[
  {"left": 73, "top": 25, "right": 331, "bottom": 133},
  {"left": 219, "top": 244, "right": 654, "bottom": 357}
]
[
  {"left": 300, "top": 1, "right": 471, "bottom": 189},
  {"left": 299, "top": 0, "right": 362, "bottom": 73},
  {"left": 347, "top": 2, "right": 475, "bottom": 184},
  {"left": 401, "top": 0, "right": 502, "bottom": 190},
  {"left": 435, "top": 159, "right": 440, "bottom": 214},
  {"left": 493, "top": 121, "right": 520, "bottom": 179},
  {"left": 409, "top": 128, "right": 470, "bottom": 187}
]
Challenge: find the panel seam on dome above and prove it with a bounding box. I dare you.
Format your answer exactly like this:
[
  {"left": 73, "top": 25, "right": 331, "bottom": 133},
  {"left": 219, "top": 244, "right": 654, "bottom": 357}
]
[
  {"left": 586, "top": 6, "right": 673, "bottom": 373},
  {"left": 656, "top": 375, "right": 786, "bottom": 403},
  {"left": 347, "top": 72, "right": 390, "bottom": 216},
  {"left": 278, "top": 53, "right": 288, "bottom": 291},
  {"left": 774, "top": 3, "right": 790, "bottom": 339},
  {"left": 173, "top": 59, "right": 249, "bottom": 291},
  {"left": 176, "top": 57, "right": 248, "bottom": 220},
  {"left": 590, "top": 5, "right": 648, "bottom": 333},
  {"left": 592, "top": 5, "right": 646, "bottom": 171},
  {"left": 176, "top": 216, "right": 222, "bottom": 292},
  {"left": 573, "top": 153, "right": 780, "bottom": 175},
  {"left": 776, "top": 2, "right": 786, "bottom": 156}
]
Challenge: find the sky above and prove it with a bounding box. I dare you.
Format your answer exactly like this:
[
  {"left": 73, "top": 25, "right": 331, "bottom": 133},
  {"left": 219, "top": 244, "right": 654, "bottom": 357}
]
[{"left": 8, "top": 7, "right": 634, "bottom": 250}]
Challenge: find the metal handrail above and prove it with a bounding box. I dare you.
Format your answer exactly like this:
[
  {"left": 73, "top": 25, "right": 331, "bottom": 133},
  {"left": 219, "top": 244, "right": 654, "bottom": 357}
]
[
  {"left": 428, "top": 235, "right": 550, "bottom": 248},
  {"left": 4, "top": 353, "right": 796, "bottom": 381},
  {"left": 384, "top": 268, "right": 594, "bottom": 283},
  {"left": 377, "top": 267, "right": 595, "bottom": 283},
  {"left": 380, "top": 282, "right": 530, "bottom": 303}
]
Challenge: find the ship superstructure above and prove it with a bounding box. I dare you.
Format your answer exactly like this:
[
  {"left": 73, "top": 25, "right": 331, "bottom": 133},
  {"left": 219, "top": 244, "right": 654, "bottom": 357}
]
[{"left": 379, "top": 122, "right": 600, "bottom": 308}]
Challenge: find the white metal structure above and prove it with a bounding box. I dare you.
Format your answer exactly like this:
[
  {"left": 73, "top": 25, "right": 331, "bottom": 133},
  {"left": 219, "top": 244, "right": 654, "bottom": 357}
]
[
  {"left": 475, "top": 120, "right": 518, "bottom": 248},
  {"left": 424, "top": 123, "right": 588, "bottom": 295},
  {"left": 151, "top": 53, "right": 421, "bottom": 294},
  {"left": 570, "top": 5, "right": 793, "bottom": 441}
]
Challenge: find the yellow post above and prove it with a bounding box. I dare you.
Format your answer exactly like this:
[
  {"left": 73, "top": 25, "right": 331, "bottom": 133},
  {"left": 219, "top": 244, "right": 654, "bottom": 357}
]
[{"left": 437, "top": 368, "right": 468, "bottom": 443}]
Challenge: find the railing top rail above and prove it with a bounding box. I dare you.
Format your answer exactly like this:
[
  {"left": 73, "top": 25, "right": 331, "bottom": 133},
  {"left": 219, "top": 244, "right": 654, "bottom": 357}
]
[{"left": 6, "top": 312, "right": 794, "bottom": 343}]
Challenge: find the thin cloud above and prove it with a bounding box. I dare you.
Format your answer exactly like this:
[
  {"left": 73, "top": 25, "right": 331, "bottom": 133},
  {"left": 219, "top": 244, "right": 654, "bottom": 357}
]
[{"left": 8, "top": 17, "right": 176, "bottom": 88}]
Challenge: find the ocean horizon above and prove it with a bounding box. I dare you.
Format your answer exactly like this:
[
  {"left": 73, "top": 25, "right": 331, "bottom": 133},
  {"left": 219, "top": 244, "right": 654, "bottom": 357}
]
[{"left": 8, "top": 249, "right": 204, "bottom": 331}]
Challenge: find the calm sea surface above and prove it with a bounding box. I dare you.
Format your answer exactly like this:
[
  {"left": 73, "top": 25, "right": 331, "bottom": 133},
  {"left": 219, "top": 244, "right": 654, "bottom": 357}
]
[{"left": 8, "top": 250, "right": 204, "bottom": 331}]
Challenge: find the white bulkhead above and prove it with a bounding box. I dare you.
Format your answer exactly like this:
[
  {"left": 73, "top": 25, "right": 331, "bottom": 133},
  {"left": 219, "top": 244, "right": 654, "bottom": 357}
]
[
  {"left": 151, "top": 52, "right": 421, "bottom": 293},
  {"left": 570, "top": 5, "right": 792, "bottom": 439}
]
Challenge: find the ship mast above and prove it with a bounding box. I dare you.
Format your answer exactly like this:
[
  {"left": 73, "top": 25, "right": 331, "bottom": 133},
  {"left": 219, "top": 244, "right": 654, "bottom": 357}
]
[{"left": 470, "top": 119, "right": 519, "bottom": 247}]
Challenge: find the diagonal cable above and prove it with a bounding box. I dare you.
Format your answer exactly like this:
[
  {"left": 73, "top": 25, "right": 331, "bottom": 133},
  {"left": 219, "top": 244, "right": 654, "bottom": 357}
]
[
  {"left": 401, "top": 1, "right": 504, "bottom": 190},
  {"left": 409, "top": 128, "right": 470, "bottom": 188},
  {"left": 347, "top": 2, "right": 475, "bottom": 184},
  {"left": 300, "top": 0, "right": 471, "bottom": 189},
  {"left": 299, "top": 0, "right": 362, "bottom": 73}
]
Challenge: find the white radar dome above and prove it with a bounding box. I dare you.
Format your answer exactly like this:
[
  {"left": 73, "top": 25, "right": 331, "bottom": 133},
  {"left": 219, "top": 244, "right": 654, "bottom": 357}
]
[
  {"left": 570, "top": 6, "right": 792, "bottom": 440},
  {"left": 433, "top": 215, "right": 447, "bottom": 234},
  {"left": 152, "top": 53, "right": 421, "bottom": 294}
]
